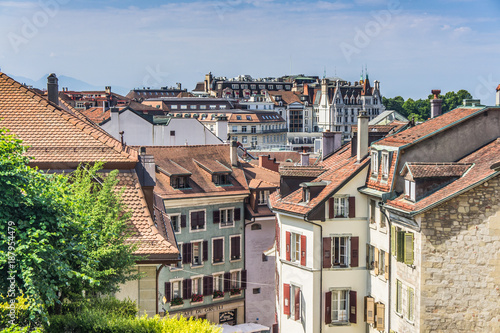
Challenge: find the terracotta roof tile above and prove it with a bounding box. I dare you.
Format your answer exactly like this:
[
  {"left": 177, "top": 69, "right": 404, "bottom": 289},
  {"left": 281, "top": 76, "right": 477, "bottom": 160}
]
[
  {"left": 241, "top": 161, "right": 280, "bottom": 188},
  {"left": 403, "top": 162, "right": 472, "bottom": 179},
  {"left": 0, "top": 72, "right": 137, "bottom": 168},
  {"left": 279, "top": 165, "right": 325, "bottom": 177}
]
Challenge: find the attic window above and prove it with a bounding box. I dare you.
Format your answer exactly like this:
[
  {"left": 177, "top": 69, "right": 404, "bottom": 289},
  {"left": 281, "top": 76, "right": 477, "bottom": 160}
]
[
  {"left": 246, "top": 115, "right": 252, "bottom": 120},
  {"left": 302, "top": 188, "right": 310, "bottom": 203},
  {"left": 405, "top": 180, "right": 416, "bottom": 201},
  {"left": 381, "top": 152, "right": 390, "bottom": 178},
  {"left": 171, "top": 176, "right": 189, "bottom": 189},
  {"left": 214, "top": 174, "right": 230, "bottom": 186},
  {"left": 371, "top": 151, "right": 379, "bottom": 175},
  {"left": 237, "top": 115, "right": 242, "bottom": 120}
]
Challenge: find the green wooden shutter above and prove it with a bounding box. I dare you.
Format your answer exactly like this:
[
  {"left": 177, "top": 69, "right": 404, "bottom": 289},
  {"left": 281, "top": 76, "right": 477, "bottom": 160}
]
[
  {"left": 391, "top": 225, "right": 396, "bottom": 256},
  {"left": 396, "top": 231, "right": 405, "bottom": 262},
  {"left": 404, "top": 233, "right": 414, "bottom": 265},
  {"left": 396, "top": 280, "right": 402, "bottom": 313}
]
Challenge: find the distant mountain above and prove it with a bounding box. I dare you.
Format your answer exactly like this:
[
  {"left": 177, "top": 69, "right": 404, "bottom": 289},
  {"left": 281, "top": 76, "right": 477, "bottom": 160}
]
[{"left": 7, "top": 73, "right": 128, "bottom": 95}]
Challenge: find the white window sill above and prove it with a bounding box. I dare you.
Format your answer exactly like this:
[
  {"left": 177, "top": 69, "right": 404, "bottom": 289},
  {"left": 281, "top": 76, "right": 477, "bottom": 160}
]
[
  {"left": 230, "top": 258, "right": 242, "bottom": 263},
  {"left": 379, "top": 227, "right": 387, "bottom": 234},
  {"left": 212, "top": 261, "right": 225, "bottom": 265},
  {"left": 328, "top": 322, "right": 350, "bottom": 327},
  {"left": 191, "top": 264, "right": 204, "bottom": 269},
  {"left": 369, "top": 222, "right": 377, "bottom": 230}
]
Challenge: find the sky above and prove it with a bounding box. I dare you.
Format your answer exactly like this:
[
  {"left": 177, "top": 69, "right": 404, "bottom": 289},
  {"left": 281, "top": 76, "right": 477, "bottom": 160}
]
[{"left": 1, "top": 0, "right": 499, "bottom": 104}]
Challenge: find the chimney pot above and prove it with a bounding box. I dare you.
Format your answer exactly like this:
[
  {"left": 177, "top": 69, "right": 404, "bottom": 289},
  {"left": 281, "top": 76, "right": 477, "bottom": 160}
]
[{"left": 430, "top": 89, "right": 443, "bottom": 118}]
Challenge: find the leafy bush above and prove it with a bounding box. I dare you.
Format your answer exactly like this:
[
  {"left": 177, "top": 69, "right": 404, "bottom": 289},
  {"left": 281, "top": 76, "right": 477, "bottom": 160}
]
[
  {"left": 61, "top": 297, "right": 137, "bottom": 317},
  {"left": 0, "top": 325, "right": 42, "bottom": 333},
  {"left": 0, "top": 295, "right": 33, "bottom": 329}
]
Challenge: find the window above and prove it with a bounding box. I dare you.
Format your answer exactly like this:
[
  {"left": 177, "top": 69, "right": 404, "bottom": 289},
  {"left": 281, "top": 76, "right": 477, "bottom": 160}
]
[
  {"left": 171, "top": 105, "right": 178, "bottom": 109},
  {"left": 192, "top": 241, "right": 202, "bottom": 266},
  {"left": 251, "top": 223, "right": 261, "bottom": 230},
  {"left": 231, "top": 84, "right": 239, "bottom": 89},
  {"left": 181, "top": 105, "right": 187, "bottom": 109},
  {"left": 253, "top": 288, "right": 261, "bottom": 294},
  {"left": 287, "top": 232, "right": 306, "bottom": 266},
  {"left": 230, "top": 235, "right": 241, "bottom": 260},
  {"left": 171, "top": 214, "right": 180, "bottom": 233},
  {"left": 213, "top": 273, "right": 223, "bottom": 292},
  {"left": 212, "top": 238, "right": 224, "bottom": 263},
  {"left": 192, "top": 277, "right": 202, "bottom": 296},
  {"left": 210, "top": 105, "right": 216, "bottom": 109},
  {"left": 232, "top": 136, "right": 238, "bottom": 142},
  {"left": 171, "top": 280, "right": 182, "bottom": 299},
  {"left": 396, "top": 280, "right": 414, "bottom": 321},
  {"left": 220, "top": 208, "right": 234, "bottom": 227},
  {"left": 220, "top": 105, "right": 226, "bottom": 109},
  {"left": 370, "top": 200, "right": 376, "bottom": 224},
  {"left": 291, "top": 233, "right": 301, "bottom": 263},
  {"left": 200, "top": 105, "right": 207, "bottom": 110},
  {"left": 242, "top": 136, "right": 248, "bottom": 144},
  {"left": 366, "top": 244, "right": 375, "bottom": 270},
  {"left": 241, "top": 126, "right": 247, "bottom": 133},
  {"left": 251, "top": 136, "right": 257, "bottom": 146},
  {"left": 214, "top": 174, "right": 230, "bottom": 185},
  {"left": 407, "top": 287, "right": 415, "bottom": 322},
  {"left": 332, "top": 236, "right": 349, "bottom": 267},
  {"left": 190, "top": 105, "right": 197, "bottom": 109},
  {"left": 251, "top": 125, "right": 256, "bottom": 133},
  {"left": 236, "top": 115, "right": 242, "bottom": 120},
  {"left": 392, "top": 226, "right": 414, "bottom": 265},
  {"left": 405, "top": 179, "right": 416, "bottom": 201},
  {"left": 334, "top": 197, "right": 348, "bottom": 218},
  {"left": 262, "top": 253, "right": 268, "bottom": 262},
  {"left": 246, "top": 115, "right": 252, "bottom": 120},
  {"left": 190, "top": 211, "right": 205, "bottom": 231},
  {"left": 232, "top": 126, "right": 238, "bottom": 132},
  {"left": 381, "top": 152, "right": 390, "bottom": 177},
  {"left": 396, "top": 280, "right": 403, "bottom": 314},
  {"left": 331, "top": 290, "right": 349, "bottom": 323},
  {"left": 378, "top": 249, "right": 385, "bottom": 277},
  {"left": 171, "top": 176, "right": 189, "bottom": 189},
  {"left": 258, "top": 190, "right": 270, "bottom": 205},
  {"left": 290, "top": 285, "right": 301, "bottom": 320},
  {"left": 371, "top": 151, "right": 379, "bottom": 175}
]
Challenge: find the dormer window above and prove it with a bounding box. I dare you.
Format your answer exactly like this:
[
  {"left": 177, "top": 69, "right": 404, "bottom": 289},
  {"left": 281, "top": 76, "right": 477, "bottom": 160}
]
[
  {"left": 302, "top": 188, "right": 310, "bottom": 203},
  {"left": 258, "top": 190, "right": 270, "bottom": 205},
  {"left": 214, "top": 174, "right": 230, "bottom": 185},
  {"left": 171, "top": 176, "right": 189, "bottom": 189},
  {"left": 371, "top": 151, "right": 379, "bottom": 175},
  {"left": 405, "top": 179, "right": 416, "bottom": 201},
  {"left": 381, "top": 152, "right": 390, "bottom": 178}
]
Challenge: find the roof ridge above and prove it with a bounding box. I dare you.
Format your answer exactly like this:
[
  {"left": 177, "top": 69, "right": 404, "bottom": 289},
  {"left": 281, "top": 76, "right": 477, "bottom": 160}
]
[{"left": 250, "top": 162, "right": 281, "bottom": 176}]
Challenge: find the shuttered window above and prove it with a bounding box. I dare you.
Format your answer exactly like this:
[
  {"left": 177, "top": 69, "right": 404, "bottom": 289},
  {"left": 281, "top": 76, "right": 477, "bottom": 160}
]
[
  {"left": 404, "top": 233, "right": 414, "bottom": 265},
  {"left": 375, "top": 303, "right": 385, "bottom": 330},
  {"left": 230, "top": 235, "right": 241, "bottom": 260},
  {"left": 213, "top": 238, "right": 224, "bottom": 263},
  {"left": 396, "top": 280, "right": 402, "bottom": 314},
  {"left": 407, "top": 287, "right": 414, "bottom": 322},
  {"left": 364, "top": 296, "right": 375, "bottom": 324},
  {"left": 283, "top": 284, "right": 290, "bottom": 315},
  {"left": 190, "top": 211, "right": 205, "bottom": 230}
]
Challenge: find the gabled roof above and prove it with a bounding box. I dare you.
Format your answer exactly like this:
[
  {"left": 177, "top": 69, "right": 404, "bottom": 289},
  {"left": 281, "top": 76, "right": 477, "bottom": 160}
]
[
  {"left": 142, "top": 145, "right": 249, "bottom": 200},
  {"left": 387, "top": 138, "right": 500, "bottom": 215},
  {"left": 156, "top": 159, "right": 192, "bottom": 176},
  {"left": 279, "top": 165, "right": 325, "bottom": 178},
  {"left": 268, "top": 90, "right": 304, "bottom": 106},
  {"left": 0, "top": 72, "right": 137, "bottom": 168},
  {"left": 241, "top": 161, "right": 280, "bottom": 189},
  {"left": 270, "top": 142, "right": 369, "bottom": 216},
  {"left": 401, "top": 162, "right": 472, "bottom": 180}
]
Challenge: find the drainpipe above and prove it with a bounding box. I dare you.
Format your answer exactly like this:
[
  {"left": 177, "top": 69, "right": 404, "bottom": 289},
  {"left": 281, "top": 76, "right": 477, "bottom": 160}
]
[
  {"left": 303, "top": 214, "right": 323, "bottom": 333},
  {"left": 378, "top": 202, "right": 392, "bottom": 333}
]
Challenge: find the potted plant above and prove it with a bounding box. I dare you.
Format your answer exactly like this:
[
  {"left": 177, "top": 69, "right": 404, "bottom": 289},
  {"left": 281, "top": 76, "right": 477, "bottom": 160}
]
[
  {"left": 170, "top": 297, "right": 183, "bottom": 306},
  {"left": 191, "top": 294, "right": 203, "bottom": 303},
  {"left": 230, "top": 288, "right": 241, "bottom": 296},
  {"left": 213, "top": 290, "right": 225, "bottom": 299}
]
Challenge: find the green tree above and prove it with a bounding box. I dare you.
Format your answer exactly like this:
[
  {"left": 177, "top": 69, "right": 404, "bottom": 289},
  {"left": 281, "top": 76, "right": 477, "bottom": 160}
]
[{"left": 0, "top": 129, "right": 140, "bottom": 325}]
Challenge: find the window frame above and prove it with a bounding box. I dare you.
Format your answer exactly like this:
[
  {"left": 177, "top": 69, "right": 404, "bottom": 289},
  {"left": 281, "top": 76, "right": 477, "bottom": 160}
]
[
  {"left": 219, "top": 207, "right": 235, "bottom": 228},
  {"left": 290, "top": 284, "right": 302, "bottom": 321},
  {"left": 334, "top": 196, "right": 349, "bottom": 218},
  {"left": 212, "top": 237, "right": 224, "bottom": 264},
  {"left": 291, "top": 232, "right": 302, "bottom": 263},
  {"left": 258, "top": 190, "right": 270, "bottom": 205},
  {"left": 331, "top": 235, "right": 350, "bottom": 267},
  {"left": 381, "top": 151, "right": 390, "bottom": 178},
  {"left": 191, "top": 240, "right": 203, "bottom": 267},
  {"left": 331, "top": 289, "right": 349, "bottom": 323},
  {"left": 170, "top": 278, "right": 183, "bottom": 300},
  {"left": 212, "top": 272, "right": 224, "bottom": 293},
  {"left": 371, "top": 151, "right": 379, "bottom": 175},
  {"left": 229, "top": 234, "right": 242, "bottom": 262},
  {"left": 191, "top": 275, "right": 203, "bottom": 297},
  {"left": 170, "top": 214, "right": 181, "bottom": 234},
  {"left": 189, "top": 209, "right": 206, "bottom": 232}
]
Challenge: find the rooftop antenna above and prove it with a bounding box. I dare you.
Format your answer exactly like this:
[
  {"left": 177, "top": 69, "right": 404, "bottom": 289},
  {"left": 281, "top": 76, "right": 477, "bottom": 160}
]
[{"left": 323, "top": 66, "right": 326, "bottom": 79}]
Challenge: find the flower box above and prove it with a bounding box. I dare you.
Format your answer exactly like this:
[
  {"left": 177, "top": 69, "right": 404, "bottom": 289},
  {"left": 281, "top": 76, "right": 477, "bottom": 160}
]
[
  {"left": 230, "top": 288, "right": 242, "bottom": 296},
  {"left": 213, "top": 290, "right": 225, "bottom": 299},
  {"left": 170, "top": 297, "right": 183, "bottom": 307},
  {"left": 191, "top": 294, "right": 204, "bottom": 303}
]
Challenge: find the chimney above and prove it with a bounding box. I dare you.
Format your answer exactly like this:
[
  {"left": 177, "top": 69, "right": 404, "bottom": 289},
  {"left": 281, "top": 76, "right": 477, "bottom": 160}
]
[
  {"left": 259, "top": 155, "right": 279, "bottom": 172},
  {"left": 215, "top": 115, "right": 229, "bottom": 142},
  {"left": 230, "top": 140, "right": 238, "bottom": 167},
  {"left": 321, "top": 78, "right": 329, "bottom": 100},
  {"left": 496, "top": 85, "right": 500, "bottom": 106},
  {"left": 357, "top": 110, "right": 369, "bottom": 162},
  {"left": 321, "top": 130, "right": 342, "bottom": 159},
  {"left": 176, "top": 82, "right": 182, "bottom": 90},
  {"left": 300, "top": 152, "right": 310, "bottom": 166},
  {"left": 47, "top": 73, "right": 59, "bottom": 106},
  {"left": 105, "top": 86, "right": 111, "bottom": 94},
  {"left": 430, "top": 89, "right": 443, "bottom": 118},
  {"left": 135, "top": 152, "right": 156, "bottom": 218}
]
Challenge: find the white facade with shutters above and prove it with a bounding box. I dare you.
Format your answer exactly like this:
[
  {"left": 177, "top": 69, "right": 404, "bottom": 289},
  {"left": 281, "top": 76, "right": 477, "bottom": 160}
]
[{"left": 274, "top": 167, "right": 370, "bottom": 333}]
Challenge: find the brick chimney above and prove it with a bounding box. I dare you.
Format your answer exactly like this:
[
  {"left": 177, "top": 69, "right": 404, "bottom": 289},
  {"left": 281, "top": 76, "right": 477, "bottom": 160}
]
[
  {"left": 357, "top": 111, "right": 369, "bottom": 162},
  {"left": 259, "top": 155, "right": 280, "bottom": 172},
  {"left": 47, "top": 73, "right": 59, "bottom": 106},
  {"left": 430, "top": 89, "right": 443, "bottom": 118}
]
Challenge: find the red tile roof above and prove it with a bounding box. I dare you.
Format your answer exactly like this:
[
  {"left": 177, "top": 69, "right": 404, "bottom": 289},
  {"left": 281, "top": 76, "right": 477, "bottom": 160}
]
[
  {"left": 279, "top": 165, "right": 325, "bottom": 177},
  {"left": 387, "top": 138, "right": 500, "bottom": 214},
  {"left": 241, "top": 161, "right": 280, "bottom": 189},
  {"left": 402, "top": 162, "right": 472, "bottom": 180},
  {"left": 375, "top": 108, "right": 482, "bottom": 148},
  {"left": 139, "top": 145, "right": 249, "bottom": 200},
  {"left": 0, "top": 72, "right": 138, "bottom": 169},
  {"left": 268, "top": 90, "right": 304, "bottom": 106},
  {"left": 79, "top": 106, "right": 111, "bottom": 124},
  {"left": 270, "top": 142, "right": 369, "bottom": 216}
]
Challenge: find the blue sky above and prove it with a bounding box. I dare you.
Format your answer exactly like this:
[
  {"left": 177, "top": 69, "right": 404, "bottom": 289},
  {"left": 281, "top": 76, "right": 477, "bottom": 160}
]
[{"left": 1, "top": 0, "right": 499, "bottom": 104}]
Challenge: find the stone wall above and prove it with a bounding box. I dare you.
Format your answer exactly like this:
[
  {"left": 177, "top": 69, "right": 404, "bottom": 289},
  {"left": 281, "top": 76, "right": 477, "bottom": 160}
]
[{"left": 420, "top": 175, "right": 500, "bottom": 332}]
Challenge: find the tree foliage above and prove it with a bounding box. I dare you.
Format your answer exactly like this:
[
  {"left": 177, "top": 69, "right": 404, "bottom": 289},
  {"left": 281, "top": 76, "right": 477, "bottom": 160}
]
[
  {"left": 382, "top": 89, "right": 472, "bottom": 121},
  {"left": 0, "top": 128, "right": 139, "bottom": 325}
]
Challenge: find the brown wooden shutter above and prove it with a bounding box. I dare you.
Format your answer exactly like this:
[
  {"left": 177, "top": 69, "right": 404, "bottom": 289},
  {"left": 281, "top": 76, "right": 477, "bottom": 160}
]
[
  {"left": 190, "top": 211, "right": 196, "bottom": 229},
  {"left": 286, "top": 231, "right": 291, "bottom": 261},
  {"left": 224, "top": 272, "right": 231, "bottom": 292},
  {"left": 214, "top": 239, "right": 223, "bottom": 263},
  {"left": 272, "top": 324, "right": 278, "bottom": 333},
  {"left": 348, "top": 196, "right": 356, "bottom": 218},
  {"left": 200, "top": 211, "right": 206, "bottom": 228},
  {"left": 203, "top": 276, "right": 210, "bottom": 296},
  {"left": 374, "top": 247, "right": 379, "bottom": 275},
  {"left": 350, "top": 236, "right": 359, "bottom": 267},
  {"left": 375, "top": 303, "right": 385, "bottom": 330},
  {"left": 203, "top": 240, "right": 208, "bottom": 262},
  {"left": 300, "top": 235, "right": 307, "bottom": 266},
  {"left": 181, "top": 214, "right": 186, "bottom": 228},
  {"left": 183, "top": 279, "right": 191, "bottom": 299},
  {"left": 349, "top": 290, "right": 357, "bottom": 323},
  {"left": 323, "top": 237, "right": 331, "bottom": 268},
  {"left": 329, "top": 197, "right": 334, "bottom": 219},
  {"left": 364, "top": 296, "right": 375, "bottom": 324},
  {"left": 294, "top": 287, "right": 301, "bottom": 319},
  {"left": 385, "top": 251, "right": 390, "bottom": 280},
  {"left": 165, "top": 282, "right": 171, "bottom": 302},
  {"left": 325, "top": 291, "right": 332, "bottom": 324},
  {"left": 213, "top": 210, "right": 220, "bottom": 223},
  {"left": 234, "top": 208, "right": 241, "bottom": 221},
  {"left": 241, "top": 270, "right": 247, "bottom": 289},
  {"left": 182, "top": 243, "right": 190, "bottom": 264},
  {"left": 283, "top": 284, "right": 290, "bottom": 315},
  {"left": 231, "top": 236, "right": 241, "bottom": 260}
]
